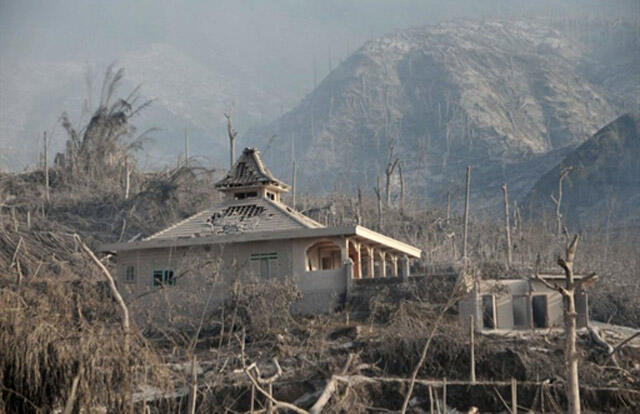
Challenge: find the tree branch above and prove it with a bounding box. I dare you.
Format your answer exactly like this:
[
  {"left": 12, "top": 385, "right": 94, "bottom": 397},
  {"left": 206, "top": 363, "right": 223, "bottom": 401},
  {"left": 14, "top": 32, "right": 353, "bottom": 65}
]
[
  {"left": 575, "top": 273, "right": 598, "bottom": 289},
  {"left": 533, "top": 271, "right": 568, "bottom": 296}
]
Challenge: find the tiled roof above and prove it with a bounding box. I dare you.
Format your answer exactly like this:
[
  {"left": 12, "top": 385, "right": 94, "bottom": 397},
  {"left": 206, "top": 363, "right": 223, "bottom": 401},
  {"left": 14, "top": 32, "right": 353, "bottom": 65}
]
[
  {"left": 215, "top": 147, "right": 289, "bottom": 191},
  {"left": 145, "top": 197, "right": 323, "bottom": 241}
]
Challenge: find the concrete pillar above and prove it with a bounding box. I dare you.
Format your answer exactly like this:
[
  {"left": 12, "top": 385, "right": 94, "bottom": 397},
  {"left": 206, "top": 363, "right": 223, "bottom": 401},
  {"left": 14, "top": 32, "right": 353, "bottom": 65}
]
[
  {"left": 401, "top": 255, "right": 410, "bottom": 280},
  {"left": 340, "top": 237, "right": 348, "bottom": 264},
  {"left": 346, "top": 238, "right": 362, "bottom": 279},
  {"left": 379, "top": 251, "right": 387, "bottom": 277},
  {"left": 367, "top": 246, "right": 375, "bottom": 278},
  {"left": 391, "top": 255, "right": 398, "bottom": 277}
]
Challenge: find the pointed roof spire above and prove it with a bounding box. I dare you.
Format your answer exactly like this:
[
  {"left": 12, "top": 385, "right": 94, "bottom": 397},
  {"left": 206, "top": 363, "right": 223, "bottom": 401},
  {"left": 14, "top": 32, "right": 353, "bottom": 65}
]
[{"left": 215, "top": 147, "right": 289, "bottom": 193}]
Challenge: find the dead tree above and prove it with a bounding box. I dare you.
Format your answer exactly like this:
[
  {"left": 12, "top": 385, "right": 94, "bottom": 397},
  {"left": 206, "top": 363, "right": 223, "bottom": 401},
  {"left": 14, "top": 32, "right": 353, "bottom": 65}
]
[
  {"left": 374, "top": 176, "right": 383, "bottom": 229},
  {"left": 384, "top": 141, "right": 400, "bottom": 208},
  {"left": 291, "top": 160, "right": 297, "bottom": 208},
  {"left": 224, "top": 111, "right": 238, "bottom": 169},
  {"left": 534, "top": 235, "right": 598, "bottom": 414},
  {"left": 551, "top": 167, "right": 573, "bottom": 236},
  {"left": 462, "top": 166, "right": 471, "bottom": 261},
  {"left": 513, "top": 200, "right": 521, "bottom": 236},
  {"left": 502, "top": 183, "right": 512, "bottom": 268},
  {"left": 184, "top": 128, "right": 190, "bottom": 168},
  {"left": 187, "top": 355, "right": 197, "bottom": 414},
  {"left": 43, "top": 132, "right": 50, "bottom": 202},
  {"left": 123, "top": 157, "right": 131, "bottom": 200},
  {"left": 398, "top": 162, "right": 405, "bottom": 215},
  {"left": 355, "top": 186, "right": 362, "bottom": 225}
]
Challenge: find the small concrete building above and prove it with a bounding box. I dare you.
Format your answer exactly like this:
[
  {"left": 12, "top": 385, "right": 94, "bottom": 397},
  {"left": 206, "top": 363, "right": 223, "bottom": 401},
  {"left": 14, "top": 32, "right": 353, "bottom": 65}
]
[
  {"left": 459, "top": 275, "right": 589, "bottom": 331},
  {"left": 101, "top": 147, "right": 421, "bottom": 321}
]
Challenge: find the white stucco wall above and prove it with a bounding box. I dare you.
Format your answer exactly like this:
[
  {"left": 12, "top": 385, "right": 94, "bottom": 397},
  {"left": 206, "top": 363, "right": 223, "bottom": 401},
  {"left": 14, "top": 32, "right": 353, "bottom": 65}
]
[{"left": 114, "top": 236, "right": 350, "bottom": 325}]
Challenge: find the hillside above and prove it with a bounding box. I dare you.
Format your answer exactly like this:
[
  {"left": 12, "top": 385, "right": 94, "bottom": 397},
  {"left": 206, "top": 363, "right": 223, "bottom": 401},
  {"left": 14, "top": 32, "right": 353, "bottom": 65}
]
[
  {"left": 0, "top": 44, "right": 293, "bottom": 171},
  {"left": 524, "top": 111, "right": 640, "bottom": 230},
  {"left": 254, "top": 20, "right": 624, "bottom": 208}
]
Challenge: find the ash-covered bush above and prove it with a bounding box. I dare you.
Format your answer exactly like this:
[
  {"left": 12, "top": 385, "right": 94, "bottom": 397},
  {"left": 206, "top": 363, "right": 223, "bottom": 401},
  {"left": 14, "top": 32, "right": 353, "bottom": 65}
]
[
  {"left": 0, "top": 279, "right": 170, "bottom": 413},
  {"left": 230, "top": 276, "right": 303, "bottom": 342}
]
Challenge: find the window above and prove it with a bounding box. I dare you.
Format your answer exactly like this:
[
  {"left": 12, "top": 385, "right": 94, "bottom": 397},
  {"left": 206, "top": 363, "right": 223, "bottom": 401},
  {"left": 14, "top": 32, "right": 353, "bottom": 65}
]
[
  {"left": 266, "top": 192, "right": 275, "bottom": 200},
  {"left": 531, "top": 295, "right": 548, "bottom": 328},
  {"left": 125, "top": 266, "right": 135, "bottom": 283},
  {"left": 234, "top": 191, "right": 258, "bottom": 200},
  {"left": 251, "top": 253, "right": 278, "bottom": 278},
  {"left": 152, "top": 270, "right": 176, "bottom": 287},
  {"left": 321, "top": 256, "right": 333, "bottom": 270}
]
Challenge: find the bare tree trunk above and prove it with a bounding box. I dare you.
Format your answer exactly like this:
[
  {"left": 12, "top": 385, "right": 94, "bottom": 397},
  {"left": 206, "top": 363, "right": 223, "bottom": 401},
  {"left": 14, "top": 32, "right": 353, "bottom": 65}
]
[
  {"left": 513, "top": 200, "right": 520, "bottom": 236},
  {"left": 469, "top": 314, "right": 476, "bottom": 383},
  {"left": 224, "top": 112, "right": 238, "bottom": 169},
  {"left": 398, "top": 163, "right": 405, "bottom": 215},
  {"left": 511, "top": 378, "right": 518, "bottom": 414},
  {"left": 535, "top": 235, "right": 598, "bottom": 414},
  {"left": 502, "top": 183, "right": 512, "bottom": 268},
  {"left": 374, "top": 176, "right": 382, "bottom": 229},
  {"left": 384, "top": 141, "right": 399, "bottom": 208},
  {"left": 356, "top": 186, "right": 362, "bottom": 225},
  {"left": 463, "top": 166, "right": 471, "bottom": 261},
  {"left": 187, "top": 355, "right": 197, "bottom": 414},
  {"left": 43, "top": 132, "right": 50, "bottom": 203},
  {"left": 75, "top": 236, "right": 130, "bottom": 349},
  {"left": 446, "top": 190, "right": 451, "bottom": 224},
  {"left": 292, "top": 160, "right": 296, "bottom": 208},
  {"left": 551, "top": 167, "right": 573, "bottom": 236},
  {"left": 123, "top": 157, "right": 131, "bottom": 200},
  {"left": 184, "top": 128, "right": 189, "bottom": 169}
]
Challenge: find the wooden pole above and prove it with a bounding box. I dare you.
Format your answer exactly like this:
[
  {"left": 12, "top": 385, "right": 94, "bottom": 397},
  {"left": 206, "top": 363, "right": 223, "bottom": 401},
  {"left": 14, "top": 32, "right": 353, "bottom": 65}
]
[
  {"left": 442, "top": 377, "right": 447, "bottom": 412},
  {"left": 470, "top": 314, "right": 476, "bottom": 383},
  {"left": 250, "top": 384, "right": 255, "bottom": 414},
  {"left": 446, "top": 190, "right": 451, "bottom": 224},
  {"left": 399, "top": 163, "right": 405, "bottom": 215},
  {"left": 463, "top": 166, "right": 471, "bottom": 261},
  {"left": 11, "top": 207, "right": 17, "bottom": 232},
  {"left": 375, "top": 176, "right": 382, "bottom": 229},
  {"left": 187, "top": 355, "right": 197, "bottom": 414},
  {"left": 43, "top": 132, "right": 49, "bottom": 203},
  {"left": 267, "top": 383, "right": 274, "bottom": 414},
  {"left": 124, "top": 158, "right": 131, "bottom": 200},
  {"left": 502, "top": 183, "right": 512, "bottom": 268},
  {"left": 428, "top": 386, "right": 434, "bottom": 414},
  {"left": 184, "top": 128, "right": 190, "bottom": 168},
  {"left": 511, "top": 378, "right": 518, "bottom": 414},
  {"left": 292, "top": 160, "right": 296, "bottom": 208}
]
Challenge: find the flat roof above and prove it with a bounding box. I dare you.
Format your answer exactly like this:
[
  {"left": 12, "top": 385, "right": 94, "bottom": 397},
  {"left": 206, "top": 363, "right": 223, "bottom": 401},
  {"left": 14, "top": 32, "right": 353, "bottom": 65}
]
[{"left": 99, "top": 225, "right": 422, "bottom": 258}]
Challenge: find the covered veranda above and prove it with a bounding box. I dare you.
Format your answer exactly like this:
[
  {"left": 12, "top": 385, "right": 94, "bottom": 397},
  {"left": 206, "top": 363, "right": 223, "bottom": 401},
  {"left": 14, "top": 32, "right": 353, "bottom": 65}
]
[{"left": 303, "top": 226, "right": 421, "bottom": 279}]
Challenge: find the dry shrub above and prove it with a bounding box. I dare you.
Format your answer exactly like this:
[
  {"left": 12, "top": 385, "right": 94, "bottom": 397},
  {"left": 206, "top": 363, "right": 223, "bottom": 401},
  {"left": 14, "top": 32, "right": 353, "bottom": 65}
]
[
  {"left": 368, "top": 301, "right": 466, "bottom": 377},
  {"left": 0, "top": 279, "right": 170, "bottom": 413},
  {"left": 590, "top": 287, "right": 640, "bottom": 328},
  {"left": 231, "top": 276, "right": 302, "bottom": 342}
]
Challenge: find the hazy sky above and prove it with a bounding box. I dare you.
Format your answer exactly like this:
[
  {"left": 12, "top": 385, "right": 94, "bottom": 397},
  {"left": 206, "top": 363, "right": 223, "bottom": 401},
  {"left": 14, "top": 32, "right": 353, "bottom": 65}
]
[{"left": 2, "top": 0, "right": 638, "bottom": 96}]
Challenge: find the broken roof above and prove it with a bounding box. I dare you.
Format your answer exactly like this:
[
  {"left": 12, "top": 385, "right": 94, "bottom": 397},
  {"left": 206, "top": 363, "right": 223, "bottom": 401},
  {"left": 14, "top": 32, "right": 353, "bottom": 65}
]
[
  {"left": 215, "top": 147, "right": 289, "bottom": 192},
  {"left": 144, "top": 196, "right": 323, "bottom": 241}
]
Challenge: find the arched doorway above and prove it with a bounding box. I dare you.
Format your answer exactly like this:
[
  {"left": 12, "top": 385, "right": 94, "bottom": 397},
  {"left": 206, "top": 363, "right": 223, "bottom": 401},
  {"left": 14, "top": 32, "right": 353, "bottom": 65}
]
[{"left": 305, "top": 239, "right": 341, "bottom": 271}]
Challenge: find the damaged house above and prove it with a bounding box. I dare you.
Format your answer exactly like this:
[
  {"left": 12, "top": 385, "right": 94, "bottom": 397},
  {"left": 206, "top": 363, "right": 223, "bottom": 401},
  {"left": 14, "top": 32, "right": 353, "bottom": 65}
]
[
  {"left": 458, "top": 275, "right": 590, "bottom": 331},
  {"left": 101, "top": 147, "right": 421, "bottom": 321}
]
